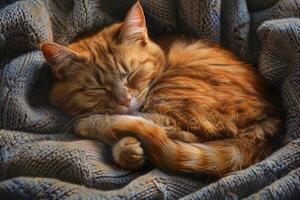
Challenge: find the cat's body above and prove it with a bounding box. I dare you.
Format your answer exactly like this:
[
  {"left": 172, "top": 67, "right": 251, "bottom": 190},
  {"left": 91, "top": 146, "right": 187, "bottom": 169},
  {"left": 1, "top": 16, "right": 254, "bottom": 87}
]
[{"left": 41, "top": 2, "right": 281, "bottom": 176}]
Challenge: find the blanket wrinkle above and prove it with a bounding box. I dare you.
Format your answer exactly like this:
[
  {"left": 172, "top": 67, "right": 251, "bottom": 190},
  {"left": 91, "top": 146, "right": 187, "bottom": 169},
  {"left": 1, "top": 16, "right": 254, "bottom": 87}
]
[
  {"left": 153, "top": 177, "right": 168, "bottom": 200},
  {"left": 0, "top": 0, "right": 299, "bottom": 199}
]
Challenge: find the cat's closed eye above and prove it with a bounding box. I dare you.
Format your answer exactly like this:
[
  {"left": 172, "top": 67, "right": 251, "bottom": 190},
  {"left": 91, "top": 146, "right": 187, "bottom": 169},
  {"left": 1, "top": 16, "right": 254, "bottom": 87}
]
[
  {"left": 87, "top": 86, "right": 109, "bottom": 94},
  {"left": 88, "top": 87, "right": 106, "bottom": 91},
  {"left": 127, "top": 70, "right": 136, "bottom": 83},
  {"left": 127, "top": 68, "right": 147, "bottom": 87}
]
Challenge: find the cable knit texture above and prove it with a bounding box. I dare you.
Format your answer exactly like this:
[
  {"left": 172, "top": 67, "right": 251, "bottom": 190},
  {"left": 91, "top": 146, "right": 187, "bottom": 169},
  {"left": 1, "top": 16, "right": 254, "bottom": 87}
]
[{"left": 0, "top": 0, "right": 299, "bottom": 199}]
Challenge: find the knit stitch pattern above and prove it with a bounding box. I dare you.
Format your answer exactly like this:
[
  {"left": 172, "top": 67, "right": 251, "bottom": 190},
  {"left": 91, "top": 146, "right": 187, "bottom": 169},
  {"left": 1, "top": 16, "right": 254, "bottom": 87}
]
[{"left": 0, "top": 0, "right": 299, "bottom": 199}]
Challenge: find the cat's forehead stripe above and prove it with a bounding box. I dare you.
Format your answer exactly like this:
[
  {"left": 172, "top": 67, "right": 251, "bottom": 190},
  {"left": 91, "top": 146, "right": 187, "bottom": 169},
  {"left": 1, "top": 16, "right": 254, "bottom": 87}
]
[{"left": 82, "top": 39, "right": 130, "bottom": 80}]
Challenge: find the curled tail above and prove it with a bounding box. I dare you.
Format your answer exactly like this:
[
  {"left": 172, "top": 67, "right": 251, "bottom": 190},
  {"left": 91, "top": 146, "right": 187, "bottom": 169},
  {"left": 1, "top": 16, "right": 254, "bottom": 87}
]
[{"left": 115, "top": 116, "right": 272, "bottom": 176}]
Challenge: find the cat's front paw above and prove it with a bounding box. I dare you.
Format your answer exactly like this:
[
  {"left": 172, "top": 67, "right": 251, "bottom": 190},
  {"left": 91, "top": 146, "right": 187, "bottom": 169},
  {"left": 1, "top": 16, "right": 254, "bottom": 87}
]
[
  {"left": 74, "top": 117, "right": 96, "bottom": 138},
  {"left": 113, "top": 137, "right": 145, "bottom": 170},
  {"left": 74, "top": 115, "right": 114, "bottom": 142}
]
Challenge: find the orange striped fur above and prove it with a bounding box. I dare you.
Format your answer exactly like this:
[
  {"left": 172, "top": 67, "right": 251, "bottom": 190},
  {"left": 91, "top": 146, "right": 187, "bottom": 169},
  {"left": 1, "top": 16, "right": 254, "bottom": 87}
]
[{"left": 41, "top": 2, "right": 282, "bottom": 176}]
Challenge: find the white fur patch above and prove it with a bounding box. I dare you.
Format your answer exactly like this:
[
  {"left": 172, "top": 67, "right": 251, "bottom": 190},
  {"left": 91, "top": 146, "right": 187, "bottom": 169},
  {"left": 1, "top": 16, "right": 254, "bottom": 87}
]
[
  {"left": 129, "top": 96, "right": 139, "bottom": 110},
  {"left": 230, "top": 147, "right": 243, "bottom": 169}
]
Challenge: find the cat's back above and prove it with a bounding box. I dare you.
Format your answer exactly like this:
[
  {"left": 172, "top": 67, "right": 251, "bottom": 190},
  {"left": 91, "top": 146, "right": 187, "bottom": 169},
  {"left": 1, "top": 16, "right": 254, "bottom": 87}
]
[
  {"left": 151, "top": 37, "right": 266, "bottom": 102},
  {"left": 145, "top": 37, "right": 281, "bottom": 136}
]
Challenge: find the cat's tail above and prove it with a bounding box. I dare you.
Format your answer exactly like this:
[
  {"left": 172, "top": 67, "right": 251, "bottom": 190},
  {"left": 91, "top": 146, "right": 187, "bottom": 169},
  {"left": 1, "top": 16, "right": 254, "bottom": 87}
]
[{"left": 119, "top": 117, "right": 272, "bottom": 176}]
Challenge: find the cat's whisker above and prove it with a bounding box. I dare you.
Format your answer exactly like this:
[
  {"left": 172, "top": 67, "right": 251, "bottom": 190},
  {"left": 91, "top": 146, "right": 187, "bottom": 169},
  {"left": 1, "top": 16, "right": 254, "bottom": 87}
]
[
  {"left": 136, "top": 87, "right": 149, "bottom": 100},
  {"left": 60, "top": 110, "right": 108, "bottom": 134}
]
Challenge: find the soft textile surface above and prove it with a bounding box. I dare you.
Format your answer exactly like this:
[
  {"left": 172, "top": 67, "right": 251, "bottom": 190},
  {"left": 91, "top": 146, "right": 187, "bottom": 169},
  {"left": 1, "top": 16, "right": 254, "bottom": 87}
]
[{"left": 0, "top": 0, "right": 299, "bottom": 199}]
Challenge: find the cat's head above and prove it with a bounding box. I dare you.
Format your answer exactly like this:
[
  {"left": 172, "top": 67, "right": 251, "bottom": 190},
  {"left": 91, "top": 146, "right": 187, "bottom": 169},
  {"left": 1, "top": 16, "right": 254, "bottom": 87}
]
[{"left": 41, "top": 2, "right": 165, "bottom": 116}]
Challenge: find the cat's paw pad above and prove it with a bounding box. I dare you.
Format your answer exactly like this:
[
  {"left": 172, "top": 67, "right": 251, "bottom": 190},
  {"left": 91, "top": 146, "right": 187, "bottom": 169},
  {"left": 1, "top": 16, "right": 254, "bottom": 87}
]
[{"left": 113, "top": 137, "right": 145, "bottom": 170}]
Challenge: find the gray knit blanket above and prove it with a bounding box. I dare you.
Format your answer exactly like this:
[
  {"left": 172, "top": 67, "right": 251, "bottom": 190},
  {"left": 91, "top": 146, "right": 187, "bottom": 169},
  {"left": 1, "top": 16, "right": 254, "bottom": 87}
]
[{"left": 0, "top": 0, "right": 299, "bottom": 199}]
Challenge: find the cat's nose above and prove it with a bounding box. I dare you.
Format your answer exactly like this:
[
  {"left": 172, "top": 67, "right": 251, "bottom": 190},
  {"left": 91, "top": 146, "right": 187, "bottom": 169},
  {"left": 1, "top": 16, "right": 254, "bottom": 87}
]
[{"left": 118, "top": 96, "right": 131, "bottom": 107}]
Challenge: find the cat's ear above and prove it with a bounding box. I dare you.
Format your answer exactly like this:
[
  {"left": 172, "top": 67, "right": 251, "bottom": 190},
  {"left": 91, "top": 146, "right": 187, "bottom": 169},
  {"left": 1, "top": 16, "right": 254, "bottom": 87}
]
[
  {"left": 41, "top": 42, "right": 81, "bottom": 65},
  {"left": 120, "top": 1, "right": 148, "bottom": 44},
  {"left": 41, "top": 42, "right": 85, "bottom": 79}
]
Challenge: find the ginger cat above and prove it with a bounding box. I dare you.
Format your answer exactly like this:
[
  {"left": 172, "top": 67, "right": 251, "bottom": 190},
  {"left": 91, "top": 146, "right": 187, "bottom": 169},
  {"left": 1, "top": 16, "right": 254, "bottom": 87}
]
[{"left": 41, "top": 2, "right": 281, "bottom": 176}]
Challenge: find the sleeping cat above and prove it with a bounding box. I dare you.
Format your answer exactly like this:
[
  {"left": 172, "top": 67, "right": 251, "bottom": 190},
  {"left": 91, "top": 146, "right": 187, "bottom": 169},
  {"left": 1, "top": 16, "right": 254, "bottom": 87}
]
[{"left": 41, "top": 2, "right": 281, "bottom": 176}]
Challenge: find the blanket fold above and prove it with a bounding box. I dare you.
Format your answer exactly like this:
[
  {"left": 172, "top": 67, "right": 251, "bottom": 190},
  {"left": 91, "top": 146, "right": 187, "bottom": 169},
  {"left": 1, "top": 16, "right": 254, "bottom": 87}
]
[{"left": 0, "top": 0, "right": 299, "bottom": 199}]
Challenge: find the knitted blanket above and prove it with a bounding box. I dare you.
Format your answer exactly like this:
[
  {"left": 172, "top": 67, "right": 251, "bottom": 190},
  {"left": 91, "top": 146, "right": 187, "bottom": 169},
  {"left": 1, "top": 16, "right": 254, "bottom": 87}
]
[{"left": 0, "top": 0, "right": 299, "bottom": 199}]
